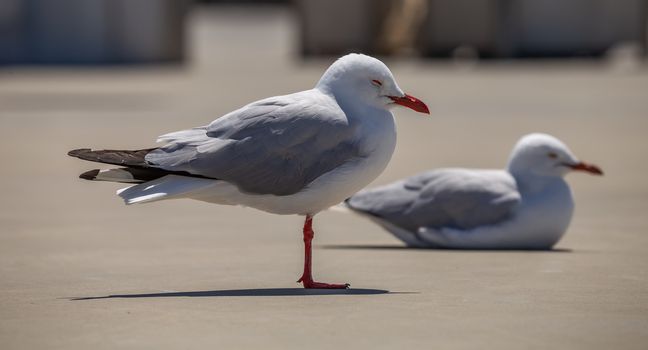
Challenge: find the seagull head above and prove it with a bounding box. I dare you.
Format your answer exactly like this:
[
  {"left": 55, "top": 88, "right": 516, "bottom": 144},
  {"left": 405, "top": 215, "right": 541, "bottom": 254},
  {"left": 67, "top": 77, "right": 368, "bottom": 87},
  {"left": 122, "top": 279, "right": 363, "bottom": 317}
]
[
  {"left": 507, "top": 133, "right": 603, "bottom": 178},
  {"left": 316, "top": 53, "right": 429, "bottom": 114}
]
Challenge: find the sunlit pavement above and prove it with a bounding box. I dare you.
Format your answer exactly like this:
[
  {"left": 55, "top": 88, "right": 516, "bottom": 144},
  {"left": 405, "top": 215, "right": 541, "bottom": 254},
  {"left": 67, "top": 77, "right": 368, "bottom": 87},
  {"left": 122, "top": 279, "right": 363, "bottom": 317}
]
[{"left": 1, "top": 6, "right": 647, "bottom": 350}]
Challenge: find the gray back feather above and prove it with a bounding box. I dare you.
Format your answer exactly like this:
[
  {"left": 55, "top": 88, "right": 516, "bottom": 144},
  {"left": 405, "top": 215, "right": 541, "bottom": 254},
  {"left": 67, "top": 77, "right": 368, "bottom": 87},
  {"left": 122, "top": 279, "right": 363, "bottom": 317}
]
[
  {"left": 145, "top": 90, "right": 361, "bottom": 196},
  {"left": 347, "top": 169, "right": 521, "bottom": 231}
]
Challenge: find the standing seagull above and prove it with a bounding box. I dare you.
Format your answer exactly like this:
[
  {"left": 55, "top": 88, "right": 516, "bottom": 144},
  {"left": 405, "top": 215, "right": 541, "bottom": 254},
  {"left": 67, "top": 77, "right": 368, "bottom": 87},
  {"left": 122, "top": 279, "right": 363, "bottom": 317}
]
[
  {"left": 68, "top": 54, "right": 430, "bottom": 289},
  {"left": 345, "top": 133, "right": 602, "bottom": 250}
]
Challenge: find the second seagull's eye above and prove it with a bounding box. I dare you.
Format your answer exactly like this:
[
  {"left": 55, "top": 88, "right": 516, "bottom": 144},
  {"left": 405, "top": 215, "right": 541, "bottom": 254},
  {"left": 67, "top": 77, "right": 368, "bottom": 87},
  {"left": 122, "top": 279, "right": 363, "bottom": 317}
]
[
  {"left": 371, "top": 79, "right": 382, "bottom": 87},
  {"left": 548, "top": 152, "right": 558, "bottom": 159}
]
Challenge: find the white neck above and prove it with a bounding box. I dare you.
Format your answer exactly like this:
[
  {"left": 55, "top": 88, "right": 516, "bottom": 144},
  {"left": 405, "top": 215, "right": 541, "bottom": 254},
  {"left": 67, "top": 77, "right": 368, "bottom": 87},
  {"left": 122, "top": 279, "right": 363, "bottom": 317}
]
[{"left": 509, "top": 168, "right": 564, "bottom": 196}]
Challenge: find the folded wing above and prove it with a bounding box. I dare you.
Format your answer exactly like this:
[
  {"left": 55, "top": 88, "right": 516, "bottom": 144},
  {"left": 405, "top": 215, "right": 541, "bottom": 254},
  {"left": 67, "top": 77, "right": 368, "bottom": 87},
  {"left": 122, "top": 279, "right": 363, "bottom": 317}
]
[
  {"left": 146, "top": 90, "right": 361, "bottom": 196},
  {"left": 346, "top": 169, "right": 521, "bottom": 231}
]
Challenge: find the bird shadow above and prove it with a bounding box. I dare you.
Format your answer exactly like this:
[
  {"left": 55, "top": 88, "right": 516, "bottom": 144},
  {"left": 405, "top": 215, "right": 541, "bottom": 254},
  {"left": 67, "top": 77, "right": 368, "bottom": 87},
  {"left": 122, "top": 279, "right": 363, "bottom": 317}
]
[
  {"left": 320, "top": 244, "right": 573, "bottom": 253},
  {"left": 70, "top": 287, "right": 401, "bottom": 300}
]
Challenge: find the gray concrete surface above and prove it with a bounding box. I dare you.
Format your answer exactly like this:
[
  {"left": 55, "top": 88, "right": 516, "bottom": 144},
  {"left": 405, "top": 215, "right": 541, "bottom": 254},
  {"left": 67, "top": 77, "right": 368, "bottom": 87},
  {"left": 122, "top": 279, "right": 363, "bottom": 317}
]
[{"left": 1, "top": 6, "right": 647, "bottom": 350}]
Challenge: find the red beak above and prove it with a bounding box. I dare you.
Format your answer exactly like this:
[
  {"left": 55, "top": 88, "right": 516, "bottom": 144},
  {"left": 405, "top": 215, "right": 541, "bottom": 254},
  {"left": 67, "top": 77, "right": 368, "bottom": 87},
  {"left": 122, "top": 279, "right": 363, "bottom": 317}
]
[
  {"left": 569, "top": 161, "right": 604, "bottom": 175},
  {"left": 389, "top": 94, "right": 430, "bottom": 114}
]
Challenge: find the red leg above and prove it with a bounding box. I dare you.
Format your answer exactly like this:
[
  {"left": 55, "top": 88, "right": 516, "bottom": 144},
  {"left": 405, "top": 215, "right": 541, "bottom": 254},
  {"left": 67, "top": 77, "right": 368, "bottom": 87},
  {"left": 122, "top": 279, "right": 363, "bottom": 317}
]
[{"left": 297, "top": 215, "right": 349, "bottom": 289}]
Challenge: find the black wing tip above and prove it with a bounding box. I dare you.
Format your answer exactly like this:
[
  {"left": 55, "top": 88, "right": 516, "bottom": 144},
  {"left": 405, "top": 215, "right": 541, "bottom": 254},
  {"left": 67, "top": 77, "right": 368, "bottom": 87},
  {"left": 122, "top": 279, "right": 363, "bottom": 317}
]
[
  {"left": 343, "top": 198, "right": 364, "bottom": 213},
  {"left": 68, "top": 148, "right": 91, "bottom": 157},
  {"left": 343, "top": 198, "right": 380, "bottom": 218},
  {"left": 67, "top": 148, "right": 156, "bottom": 168},
  {"left": 343, "top": 197, "right": 358, "bottom": 208},
  {"left": 79, "top": 169, "right": 100, "bottom": 180}
]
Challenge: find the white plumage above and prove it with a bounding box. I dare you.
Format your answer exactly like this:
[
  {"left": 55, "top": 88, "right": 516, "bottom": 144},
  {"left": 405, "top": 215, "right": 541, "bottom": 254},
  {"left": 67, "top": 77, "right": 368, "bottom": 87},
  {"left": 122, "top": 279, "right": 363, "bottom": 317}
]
[
  {"left": 69, "top": 53, "right": 429, "bottom": 289},
  {"left": 116, "top": 55, "right": 409, "bottom": 215},
  {"left": 346, "top": 133, "right": 603, "bottom": 250}
]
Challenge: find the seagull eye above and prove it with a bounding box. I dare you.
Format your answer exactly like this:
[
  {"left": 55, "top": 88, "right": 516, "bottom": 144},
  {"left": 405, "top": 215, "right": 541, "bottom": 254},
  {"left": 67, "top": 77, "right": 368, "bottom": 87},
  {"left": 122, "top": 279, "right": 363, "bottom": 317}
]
[
  {"left": 371, "top": 79, "right": 383, "bottom": 87},
  {"left": 548, "top": 152, "right": 558, "bottom": 159}
]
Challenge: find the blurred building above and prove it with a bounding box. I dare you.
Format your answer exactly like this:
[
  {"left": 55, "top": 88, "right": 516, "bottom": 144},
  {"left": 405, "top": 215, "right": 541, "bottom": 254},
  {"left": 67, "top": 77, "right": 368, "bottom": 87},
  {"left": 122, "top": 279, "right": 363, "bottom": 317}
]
[
  {"left": 0, "top": 0, "right": 189, "bottom": 64},
  {"left": 298, "top": 0, "right": 647, "bottom": 58},
  {"left": 1, "top": 0, "right": 646, "bottom": 64}
]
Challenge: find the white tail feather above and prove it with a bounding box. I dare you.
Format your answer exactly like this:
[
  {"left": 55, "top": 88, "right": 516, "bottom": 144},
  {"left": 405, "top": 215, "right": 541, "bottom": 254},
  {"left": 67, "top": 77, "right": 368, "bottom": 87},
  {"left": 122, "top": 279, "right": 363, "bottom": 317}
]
[{"left": 117, "top": 175, "right": 215, "bottom": 205}]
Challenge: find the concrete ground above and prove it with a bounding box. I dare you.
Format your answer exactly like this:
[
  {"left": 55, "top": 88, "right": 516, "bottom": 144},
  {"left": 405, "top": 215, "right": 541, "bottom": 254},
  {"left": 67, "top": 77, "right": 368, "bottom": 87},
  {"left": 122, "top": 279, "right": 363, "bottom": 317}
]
[{"left": 1, "top": 6, "right": 647, "bottom": 350}]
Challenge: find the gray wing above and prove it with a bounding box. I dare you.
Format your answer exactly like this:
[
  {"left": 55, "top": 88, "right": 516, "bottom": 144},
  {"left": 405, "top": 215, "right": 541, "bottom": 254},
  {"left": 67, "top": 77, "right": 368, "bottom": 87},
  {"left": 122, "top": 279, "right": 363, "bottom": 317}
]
[
  {"left": 145, "top": 90, "right": 361, "bottom": 196},
  {"left": 347, "top": 169, "right": 521, "bottom": 231}
]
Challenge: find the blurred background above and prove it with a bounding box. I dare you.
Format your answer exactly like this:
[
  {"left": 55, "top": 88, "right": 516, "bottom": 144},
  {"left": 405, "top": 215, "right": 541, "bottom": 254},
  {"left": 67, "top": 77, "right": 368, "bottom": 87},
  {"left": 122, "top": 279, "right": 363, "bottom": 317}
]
[
  {"left": 0, "top": 0, "right": 647, "bottom": 64},
  {"left": 1, "top": 1, "right": 648, "bottom": 349},
  {"left": 0, "top": 0, "right": 646, "bottom": 63}
]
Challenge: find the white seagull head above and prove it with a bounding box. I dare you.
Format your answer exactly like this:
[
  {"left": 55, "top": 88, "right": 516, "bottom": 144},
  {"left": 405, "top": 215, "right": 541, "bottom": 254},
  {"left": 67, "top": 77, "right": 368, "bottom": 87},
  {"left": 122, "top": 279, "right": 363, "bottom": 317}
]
[
  {"left": 316, "top": 53, "right": 429, "bottom": 114},
  {"left": 507, "top": 133, "right": 603, "bottom": 178}
]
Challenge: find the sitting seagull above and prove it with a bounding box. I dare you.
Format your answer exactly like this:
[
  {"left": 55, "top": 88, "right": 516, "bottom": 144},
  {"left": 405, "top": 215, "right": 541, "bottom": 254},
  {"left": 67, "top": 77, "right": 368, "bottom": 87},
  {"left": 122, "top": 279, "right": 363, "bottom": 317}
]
[
  {"left": 345, "top": 133, "right": 602, "bottom": 250},
  {"left": 68, "top": 53, "right": 430, "bottom": 289}
]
